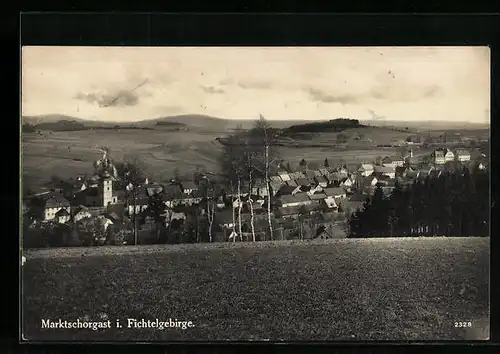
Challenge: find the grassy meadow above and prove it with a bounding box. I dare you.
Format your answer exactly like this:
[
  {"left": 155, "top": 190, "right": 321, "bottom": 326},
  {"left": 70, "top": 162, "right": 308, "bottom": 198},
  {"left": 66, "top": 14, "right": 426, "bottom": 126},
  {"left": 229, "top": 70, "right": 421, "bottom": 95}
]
[
  {"left": 21, "top": 125, "right": 419, "bottom": 190},
  {"left": 22, "top": 237, "right": 490, "bottom": 341},
  {"left": 21, "top": 129, "right": 223, "bottom": 189}
]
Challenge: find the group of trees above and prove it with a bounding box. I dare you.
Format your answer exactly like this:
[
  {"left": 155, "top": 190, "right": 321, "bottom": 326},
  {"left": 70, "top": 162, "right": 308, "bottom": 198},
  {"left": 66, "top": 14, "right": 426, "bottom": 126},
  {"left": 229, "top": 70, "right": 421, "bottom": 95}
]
[
  {"left": 347, "top": 165, "right": 489, "bottom": 238},
  {"left": 22, "top": 124, "right": 36, "bottom": 133},
  {"left": 23, "top": 217, "right": 134, "bottom": 248},
  {"left": 284, "top": 118, "right": 362, "bottom": 134},
  {"left": 218, "top": 115, "right": 280, "bottom": 241}
]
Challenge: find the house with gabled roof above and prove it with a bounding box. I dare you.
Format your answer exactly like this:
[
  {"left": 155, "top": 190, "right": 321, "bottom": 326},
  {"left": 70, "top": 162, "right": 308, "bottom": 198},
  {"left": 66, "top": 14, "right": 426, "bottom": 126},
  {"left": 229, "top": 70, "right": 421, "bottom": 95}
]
[
  {"left": 309, "top": 192, "right": 327, "bottom": 204},
  {"left": 127, "top": 196, "right": 150, "bottom": 215},
  {"left": 286, "top": 179, "right": 298, "bottom": 187},
  {"left": 431, "top": 150, "right": 445, "bottom": 165},
  {"left": 373, "top": 165, "right": 396, "bottom": 179},
  {"left": 454, "top": 149, "right": 471, "bottom": 162},
  {"left": 54, "top": 208, "right": 70, "bottom": 224},
  {"left": 43, "top": 193, "right": 71, "bottom": 221},
  {"left": 323, "top": 187, "right": 347, "bottom": 199},
  {"left": 280, "top": 193, "right": 313, "bottom": 208},
  {"left": 144, "top": 183, "right": 164, "bottom": 197},
  {"left": 295, "top": 178, "right": 311, "bottom": 187},
  {"left": 323, "top": 195, "right": 338, "bottom": 210},
  {"left": 340, "top": 176, "right": 354, "bottom": 189},
  {"left": 277, "top": 171, "right": 291, "bottom": 182},
  {"left": 277, "top": 204, "right": 318, "bottom": 220},
  {"left": 277, "top": 184, "right": 302, "bottom": 197},
  {"left": 270, "top": 175, "right": 283, "bottom": 183},
  {"left": 73, "top": 205, "right": 92, "bottom": 222},
  {"left": 270, "top": 180, "right": 284, "bottom": 196},
  {"left": 358, "top": 164, "right": 374, "bottom": 177},
  {"left": 433, "top": 148, "right": 454, "bottom": 164},
  {"left": 314, "top": 175, "right": 329, "bottom": 188},
  {"left": 306, "top": 184, "right": 323, "bottom": 196}
]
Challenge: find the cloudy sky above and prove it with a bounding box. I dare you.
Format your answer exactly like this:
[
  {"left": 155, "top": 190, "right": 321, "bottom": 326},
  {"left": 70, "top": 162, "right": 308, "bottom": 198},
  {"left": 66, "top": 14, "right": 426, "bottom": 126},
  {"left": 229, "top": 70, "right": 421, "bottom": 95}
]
[{"left": 21, "top": 46, "right": 490, "bottom": 123}]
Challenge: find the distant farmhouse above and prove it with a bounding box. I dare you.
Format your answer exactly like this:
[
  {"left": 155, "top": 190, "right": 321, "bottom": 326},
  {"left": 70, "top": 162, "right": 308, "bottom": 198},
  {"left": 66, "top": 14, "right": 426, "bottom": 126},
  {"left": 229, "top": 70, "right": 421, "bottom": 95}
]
[
  {"left": 432, "top": 148, "right": 455, "bottom": 165},
  {"left": 454, "top": 149, "right": 471, "bottom": 162}
]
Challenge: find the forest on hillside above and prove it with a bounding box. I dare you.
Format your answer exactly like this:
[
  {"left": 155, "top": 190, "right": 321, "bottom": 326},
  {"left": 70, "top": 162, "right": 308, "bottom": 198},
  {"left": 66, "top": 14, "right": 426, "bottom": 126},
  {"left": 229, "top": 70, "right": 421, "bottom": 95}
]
[
  {"left": 283, "top": 118, "right": 365, "bottom": 134},
  {"left": 347, "top": 166, "right": 489, "bottom": 238}
]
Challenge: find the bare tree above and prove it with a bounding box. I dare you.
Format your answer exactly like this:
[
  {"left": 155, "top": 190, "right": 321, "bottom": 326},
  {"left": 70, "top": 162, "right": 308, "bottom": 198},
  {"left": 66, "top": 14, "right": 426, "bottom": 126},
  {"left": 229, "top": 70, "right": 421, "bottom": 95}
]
[
  {"left": 247, "top": 150, "right": 256, "bottom": 242},
  {"left": 230, "top": 181, "right": 236, "bottom": 241},
  {"left": 217, "top": 114, "right": 279, "bottom": 242},
  {"left": 237, "top": 177, "right": 243, "bottom": 241},
  {"left": 256, "top": 115, "right": 276, "bottom": 241},
  {"left": 200, "top": 177, "right": 216, "bottom": 242},
  {"left": 207, "top": 197, "right": 215, "bottom": 243},
  {"left": 119, "top": 154, "right": 147, "bottom": 245}
]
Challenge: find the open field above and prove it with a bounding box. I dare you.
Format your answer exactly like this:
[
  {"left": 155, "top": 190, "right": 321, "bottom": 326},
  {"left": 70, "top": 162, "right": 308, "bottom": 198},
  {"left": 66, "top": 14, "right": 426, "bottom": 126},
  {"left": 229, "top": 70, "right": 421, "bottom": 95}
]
[
  {"left": 21, "top": 130, "right": 223, "bottom": 189},
  {"left": 21, "top": 122, "right": 485, "bottom": 191},
  {"left": 21, "top": 127, "right": 422, "bottom": 190},
  {"left": 22, "top": 237, "right": 490, "bottom": 341}
]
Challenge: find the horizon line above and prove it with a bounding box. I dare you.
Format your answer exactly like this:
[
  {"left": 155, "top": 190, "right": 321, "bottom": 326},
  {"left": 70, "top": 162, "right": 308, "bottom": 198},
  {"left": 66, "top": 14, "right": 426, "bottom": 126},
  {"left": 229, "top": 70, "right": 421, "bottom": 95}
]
[{"left": 21, "top": 113, "right": 491, "bottom": 125}]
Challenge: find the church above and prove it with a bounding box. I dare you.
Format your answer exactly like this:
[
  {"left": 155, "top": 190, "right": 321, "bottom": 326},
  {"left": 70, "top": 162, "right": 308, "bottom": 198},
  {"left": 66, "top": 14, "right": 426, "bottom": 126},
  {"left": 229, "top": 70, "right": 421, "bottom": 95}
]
[{"left": 72, "top": 147, "right": 124, "bottom": 208}]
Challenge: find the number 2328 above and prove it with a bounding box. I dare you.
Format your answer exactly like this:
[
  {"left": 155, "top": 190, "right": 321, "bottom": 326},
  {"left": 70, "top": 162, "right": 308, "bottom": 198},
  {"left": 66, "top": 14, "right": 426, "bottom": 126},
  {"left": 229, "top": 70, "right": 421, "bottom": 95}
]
[{"left": 455, "top": 321, "right": 472, "bottom": 328}]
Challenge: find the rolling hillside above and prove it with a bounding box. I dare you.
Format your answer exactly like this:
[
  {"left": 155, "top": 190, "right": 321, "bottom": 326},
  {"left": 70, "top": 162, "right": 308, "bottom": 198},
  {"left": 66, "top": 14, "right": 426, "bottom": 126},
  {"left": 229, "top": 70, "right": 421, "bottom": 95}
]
[{"left": 22, "top": 237, "right": 490, "bottom": 341}]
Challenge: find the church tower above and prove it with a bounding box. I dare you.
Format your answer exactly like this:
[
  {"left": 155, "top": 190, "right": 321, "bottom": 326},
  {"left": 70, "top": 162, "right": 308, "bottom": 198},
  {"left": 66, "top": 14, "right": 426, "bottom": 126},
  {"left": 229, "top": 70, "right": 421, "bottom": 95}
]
[{"left": 99, "top": 176, "right": 113, "bottom": 207}]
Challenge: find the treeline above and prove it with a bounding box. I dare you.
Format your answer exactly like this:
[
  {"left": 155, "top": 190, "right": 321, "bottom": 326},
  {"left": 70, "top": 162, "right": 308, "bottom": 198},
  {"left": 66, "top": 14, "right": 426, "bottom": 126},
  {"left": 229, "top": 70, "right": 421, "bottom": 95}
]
[
  {"left": 348, "top": 166, "right": 489, "bottom": 237},
  {"left": 284, "top": 118, "right": 364, "bottom": 134},
  {"left": 34, "top": 120, "right": 86, "bottom": 131},
  {"left": 22, "top": 120, "right": 155, "bottom": 132},
  {"left": 155, "top": 121, "right": 187, "bottom": 127},
  {"left": 22, "top": 124, "right": 36, "bottom": 133}
]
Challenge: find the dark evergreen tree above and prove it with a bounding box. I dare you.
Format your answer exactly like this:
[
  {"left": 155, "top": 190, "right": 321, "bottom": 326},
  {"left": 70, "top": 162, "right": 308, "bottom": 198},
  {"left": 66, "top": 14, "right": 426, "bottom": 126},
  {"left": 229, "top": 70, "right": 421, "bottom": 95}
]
[{"left": 348, "top": 165, "right": 489, "bottom": 238}]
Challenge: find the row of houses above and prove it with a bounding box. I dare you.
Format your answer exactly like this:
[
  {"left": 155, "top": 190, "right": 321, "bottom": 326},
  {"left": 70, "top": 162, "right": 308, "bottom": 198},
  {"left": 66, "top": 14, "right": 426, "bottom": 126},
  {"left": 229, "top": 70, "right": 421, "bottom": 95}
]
[
  {"left": 431, "top": 148, "right": 471, "bottom": 164},
  {"left": 25, "top": 147, "right": 486, "bottom": 240}
]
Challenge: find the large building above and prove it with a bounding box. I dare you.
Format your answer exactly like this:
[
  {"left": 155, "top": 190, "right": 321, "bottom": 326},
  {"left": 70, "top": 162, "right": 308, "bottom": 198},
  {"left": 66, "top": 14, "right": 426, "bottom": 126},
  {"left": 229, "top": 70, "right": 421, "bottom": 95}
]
[
  {"left": 432, "top": 148, "right": 454, "bottom": 165},
  {"left": 43, "top": 194, "right": 71, "bottom": 221},
  {"left": 455, "top": 149, "right": 471, "bottom": 162}
]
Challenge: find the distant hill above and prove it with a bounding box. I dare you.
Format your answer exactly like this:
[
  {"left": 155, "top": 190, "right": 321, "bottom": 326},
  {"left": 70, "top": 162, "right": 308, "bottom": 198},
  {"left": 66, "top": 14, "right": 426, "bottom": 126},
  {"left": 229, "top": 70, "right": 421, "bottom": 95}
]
[
  {"left": 283, "top": 118, "right": 366, "bottom": 134},
  {"left": 27, "top": 120, "right": 87, "bottom": 132},
  {"left": 23, "top": 114, "right": 488, "bottom": 133},
  {"left": 136, "top": 114, "right": 260, "bottom": 131},
  {"left": 22, "top": 114, "right": 90, "bottom": 125},
  {"left": 363, "top": 120, "right": 490, "bottom": 131}
]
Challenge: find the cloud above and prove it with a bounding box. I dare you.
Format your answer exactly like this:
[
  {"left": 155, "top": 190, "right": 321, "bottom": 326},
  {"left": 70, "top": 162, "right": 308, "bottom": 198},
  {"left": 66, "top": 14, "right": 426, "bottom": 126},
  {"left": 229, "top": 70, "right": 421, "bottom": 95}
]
[
  {"left": 307, "top": 83, "right": 443, "bottom": 105},
  {"left": 200, "top": 85, "right": 225, "bottom": 94},
  {"left": 307, "top": 88, "right": 360, "bottom": 105},
  {"left": 237, "top": 79, "right": 272, "bottom": 90},
  {"left": 368, "top": 84, "right": 443, "bottom": 102},
  {"left": 74, "top": 90, "right": 140, "bottom": 108}
]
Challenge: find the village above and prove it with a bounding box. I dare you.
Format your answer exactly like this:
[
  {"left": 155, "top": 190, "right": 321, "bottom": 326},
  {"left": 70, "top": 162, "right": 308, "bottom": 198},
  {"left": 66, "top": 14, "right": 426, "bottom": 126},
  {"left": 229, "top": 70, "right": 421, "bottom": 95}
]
[
  {"left": 22, "top": 140, "right": 488, "bottom": 248},
  {"left": 20, "top": 46, "right": 492, "bottom": 342}
]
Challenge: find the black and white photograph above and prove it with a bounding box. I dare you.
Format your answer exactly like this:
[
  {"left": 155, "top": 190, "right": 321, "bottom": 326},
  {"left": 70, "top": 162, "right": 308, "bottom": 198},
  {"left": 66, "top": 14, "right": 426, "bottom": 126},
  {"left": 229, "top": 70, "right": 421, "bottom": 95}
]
[{"left": 21, "top": 46, "right": 490, "bottom": 341}]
